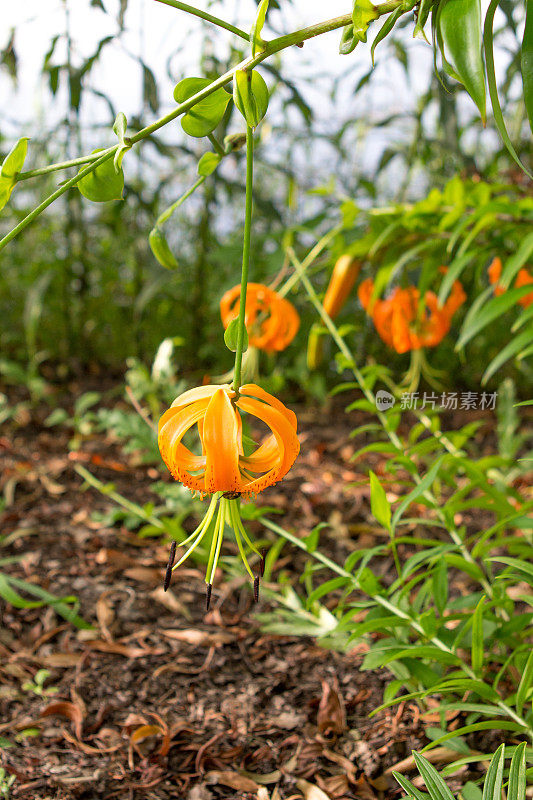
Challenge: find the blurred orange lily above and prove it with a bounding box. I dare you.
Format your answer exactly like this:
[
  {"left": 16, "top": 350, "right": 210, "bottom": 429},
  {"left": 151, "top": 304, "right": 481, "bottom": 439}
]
[
  {"left": 488, "top": 257, "right": 533, "bottom": 308},
  {"left": 158, "top": 383, "right": 299, "bottom": 496},
  {"left": 358, "top": 277, "right": 466, "bottom": 354},
  {"left": 220, "top": 283, "right": 299, "bottom": 353}
]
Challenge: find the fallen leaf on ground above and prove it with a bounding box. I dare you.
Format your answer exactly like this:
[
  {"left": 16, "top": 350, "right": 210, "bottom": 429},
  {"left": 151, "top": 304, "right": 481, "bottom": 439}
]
[
  {"left": 317, "top": 680, "right": 346, "bottom": 736},
  {"left": 296, "top": 778, "right": 331, "bottom": 800},
  {"left": 205, "top": 770, "right": 261, "bottom": 792},
  {"left": 40, "top": 701, "right": 84, "bottom": 740}
]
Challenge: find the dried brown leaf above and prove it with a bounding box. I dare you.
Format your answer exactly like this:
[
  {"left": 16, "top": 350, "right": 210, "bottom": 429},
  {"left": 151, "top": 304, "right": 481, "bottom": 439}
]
[{"left": 40, "top": 701, "right": 84, "bottom": 740}]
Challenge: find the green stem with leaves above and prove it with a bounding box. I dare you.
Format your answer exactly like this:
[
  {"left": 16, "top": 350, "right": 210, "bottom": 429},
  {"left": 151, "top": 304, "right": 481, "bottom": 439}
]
[
  {"left": 233, "top": 125, "right": 254, "bottom": 393},
  {"left": 1, "top": 3, "right": 405, "bottom": 253}
]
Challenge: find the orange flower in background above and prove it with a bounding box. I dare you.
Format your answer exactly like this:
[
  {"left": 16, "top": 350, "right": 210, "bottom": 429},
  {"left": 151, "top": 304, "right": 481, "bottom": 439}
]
[
  {"left": 158, "top": 383, "right": 299, "bottom": 496},
  {"left": 488, "top": 257, "right": 533, "bottom": 308},
  {"left": 220, "top": 283, "right": 299, "bottom": 352},
  {"left": 358, "top": 277, "right": 466, "bottom": 354}
]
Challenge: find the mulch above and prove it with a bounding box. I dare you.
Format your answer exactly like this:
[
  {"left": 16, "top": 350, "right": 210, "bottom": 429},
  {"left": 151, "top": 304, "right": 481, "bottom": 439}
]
[{"left": 0, "top": 382, "right": 503, "bottom": 799}]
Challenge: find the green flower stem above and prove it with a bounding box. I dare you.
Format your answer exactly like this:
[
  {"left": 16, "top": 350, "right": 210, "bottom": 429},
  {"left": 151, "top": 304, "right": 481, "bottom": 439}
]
[
  {"left": 16, "top": 151, "right": 108, "bottom": 181},
  {"left": 2, "top": 5, "right": 406, "bottom": 251},
  {"left": 260, "top": 515, "right": 533, "bottom": 738},
  {"left": 233, "top": 125, "right": 254, "bottom": 393},
  {"left": 230, "top": 500, "right": 254, "bottom": 578},
  {"left": 288, "top": 248, "right": 495, "bottom": 599},
  {"left": 0, "top": 149, "right": 115, "bottom": 252},
  {"left": 153, "top": 0, "right": 250, "bottom": 42},
  {"left": 156, "top": 176, "right": 206, "bottom": 227},
  {"left": 277, "top": 223, "right": 343, "bottom": 299},
  {"left": 207, "top": 134, "right": 225, "bottom": 157}
]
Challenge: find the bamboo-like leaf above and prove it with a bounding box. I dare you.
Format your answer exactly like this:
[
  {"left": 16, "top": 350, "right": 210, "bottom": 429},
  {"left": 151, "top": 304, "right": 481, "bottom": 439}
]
[
  {"left": 508, "top": 742, "right": 527, "bottom": 800},
  {"left": 484, "top": 0, "right": 532, "bottom": 178},
  {"left": 516, "top": 650, "right": 533, "bottom": 716},
  {"left": 481, "top": 328, "right": 533, "bottom": 385},
  {"left": 391, "top": 456, "right": 444, "bottom": 528},
  {"left": 413, "top": 751, "right": 456, "bottom": 800},
  {"left": 369, "top": 470, "right": 391, "bottom": 531},
  {"left": 481, "top": 744, "right": 505, "bottom": 800},
  {"left": 521, "top": 0, "right": 533, "bottom": 134},
  {"left": 393, "top": 771, "right": 428, "bottom": 800},
  {"left": 471, "top": 595, "right": 485, "bottom": 675}
]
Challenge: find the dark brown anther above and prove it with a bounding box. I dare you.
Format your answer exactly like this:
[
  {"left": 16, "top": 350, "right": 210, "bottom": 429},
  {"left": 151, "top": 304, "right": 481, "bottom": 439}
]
[
  {"left": 296, "top": 41, "right": 304, "bottom": 48},
  {"left": 260, "top": 549, "right": 266, "bottom": 577},
  {"left": 222, "top": 491, "right": 241, "bottom": 499},
  {"left": 253, "top": 576, "right": 260, "bottom": 603},
  {"left": 206, "top": 583, "right": 212, "bottom": 611},
  {"left": 163, "top": 541, "right": 177, "bottom": 592}
]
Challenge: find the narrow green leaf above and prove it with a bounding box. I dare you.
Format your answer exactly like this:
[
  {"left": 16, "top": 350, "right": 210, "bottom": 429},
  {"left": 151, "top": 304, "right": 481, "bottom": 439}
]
[
  {"left": 438, "top": 0, "right": 486, "bottom": 122},
  {"left": 471, "top": 595, "right": 485, "bottom": 675},
  {"left": 392, "top": 456, "right": 444, "bottom": 528},
  {"left": 413, "top": 751, "right": 456, "bottom": 800},
  {"left": 457, "top": 287, "right": 533, "bottom": 350},
  {"left": 339, "top": 24, "right": 359, "bottom": 54},
  {"left": 481, "top": 328, "right": 533, "bottom": 385},
  {"left": 250, "top": 0, "right": 269, "bottom": 56},
  {"left": 484, "top": 0, "right": 532, "bottom": 178},
  {"left": 516, "top": 650, "right": 533, "bottom": 716},
  {"left": 371, "top": 7, "right": 403, "bottom": 65},
  {"left": 433, "top": 560, "right": 448, "bottom": 616},
  {"left": 392, "top": 771, "right": 428, "bottom": 800},
  {"left": 481, "top": 743, "right": 505, "bottom": 800},
  {"left": 521, "top": 0, "right": 533, "bottom": 134},
  {"left": 369, "top": 470, "right": 391, "bottom": 531},
  {"left": 508, "top": 742, "right": 527, "bottom": 800}
]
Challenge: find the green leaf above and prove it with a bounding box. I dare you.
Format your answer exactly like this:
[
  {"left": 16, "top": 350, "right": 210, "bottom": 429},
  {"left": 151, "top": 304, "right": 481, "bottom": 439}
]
[
  {"left": 457, "top": 287, "right": 533, "bottom": 350},
  {"left": 433, "top": 560, "right": 448, "bottom": 616},
  {"left": 471, "top": 595, "right": 485, "bottom": 675},
  {"left": 197, "top": 152, "right": 221, "bottom": 177},
  {"left": 369, "top": 470, "right": 391, "bottom": 531},
  {"left": 516, "top": 650, "right": 533, "bottom": 716},
  {"left": 482, "top": 328, "right": 533, "bottom": 385},
  {"left": 371, "top": 7, "right": 403, "bottom": 65},
  {"left": 173, "top": 77, "right": 230, "bottom": 138},
  {"left": 224, "top": 318, "right": 248, "bottom": 352},
  {"left": 250, "top": 0, "right": 269, "bottom": 56},
  {"left": 149, "top": 227, "right": 178, "bottom": 269},
  {"left": 392, "top": 771, "right": 428, "bottom": 800},
  {"left": 0, "top": 136, "right": 29, "bottom": 210},
  {"left": 484, "top": 0, "right": 532, "bottom": 178},
  {"left": 351, "top": 0, "right": 379, "bottom": 44},
  {"left": 391, "top": 456, "right": 444, "bottom": 529},
  {"left": 413, "top": 751, "right": 456, "bottom": 800},
  {"left": 437, "top": 0, "right": 486, "bottom": 123},
  {"left": 522, "top": 0, "right": 533, "bottom": 134},
  {"left": 233, "top": 69, "right": 269, "bottom": 128},
  {"left": 482, "top": 744, "right": 505, "bottom": 800},
  {"left": 78, "top": 149, "right": 124, "bottom": 202},
  {"left": 339, "top": 24, "right": 359, "bottom": 54},
  {"left": 508, "top": 742, "right": 527, "bottom": 800},
  {"left": 112, "top": 111, "right": 131, "bottom": 170}
]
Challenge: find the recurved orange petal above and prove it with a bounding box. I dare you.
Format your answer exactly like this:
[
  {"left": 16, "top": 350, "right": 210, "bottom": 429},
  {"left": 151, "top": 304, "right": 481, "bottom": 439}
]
[{"left": 202, "top": 388, "right": 243, "bottom": 494}]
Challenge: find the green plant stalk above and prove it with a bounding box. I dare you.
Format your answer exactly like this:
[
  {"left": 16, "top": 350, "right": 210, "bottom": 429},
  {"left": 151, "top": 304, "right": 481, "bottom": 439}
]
[
  {"left": 288, "top": 249, "right": 494, "bottom": 599},
  {"left": 157, "top": 176, "right": 206, "bottom": 226},
  {"left": 153, "top": 0, "right": 250, "bottom": 41},
  {"left": 233, "top": 125, "right": 254, "bottom": 392},
  {"left": 277, "top": 223, "right": 343, "bottom": 298},
  {"left": 16, "top": 152, "right": 107, "bottom": 180},
  {"left": 75, "top": 464, "right": 166, "bottom": 531},
  {"left": 260, "top": 515, "right": 533, "bottom": 737},
  {"left": 1, "top": 4, "right": 404, "bottom": 252}
]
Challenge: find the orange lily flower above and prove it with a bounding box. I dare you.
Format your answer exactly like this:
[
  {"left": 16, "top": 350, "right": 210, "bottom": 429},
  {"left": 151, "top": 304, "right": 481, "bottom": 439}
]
[
  {"left": 158, "top": 383, "right": 299, "bottom": 496},
  {"left": 358, "top": 277, "right": 466, "bottom": 354},
  {"left": 158, "top": 383, "right": 299, "bottom": 602},
  {"left": 220, "top": 283, "right": 299, "bottom": 352},
  {"left": 488, "top": 257, "right": 533, "bottom": 308}
]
